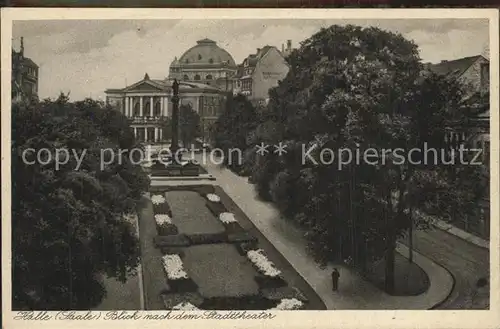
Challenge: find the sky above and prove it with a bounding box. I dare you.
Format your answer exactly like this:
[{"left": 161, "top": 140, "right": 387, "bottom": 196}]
[{"left": 12, "top": 19, "right": 490, "bottom": 101}]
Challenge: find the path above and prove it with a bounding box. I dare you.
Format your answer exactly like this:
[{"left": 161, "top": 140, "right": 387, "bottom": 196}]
[
  {"left": 408, "top": 229, "right": 489, "bottom": 309},
  {"left": 152, "top": 156, "right": 454, "bottom": 310}
]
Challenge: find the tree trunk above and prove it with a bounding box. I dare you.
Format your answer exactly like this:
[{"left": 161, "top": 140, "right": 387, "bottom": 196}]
[
  {"left": 384, "top": 192, "right": 396, "bottom": 294},
  {"left": 384, "top": 227, "right": 396, "bottom": 294}
]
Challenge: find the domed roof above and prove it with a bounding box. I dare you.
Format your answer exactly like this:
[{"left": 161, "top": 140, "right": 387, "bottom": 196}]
[{"left": 177, "top": 38, "right": 236, "bottom": 68}]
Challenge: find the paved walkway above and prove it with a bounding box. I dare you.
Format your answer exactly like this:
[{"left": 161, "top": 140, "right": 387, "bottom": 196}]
[
  {"left": 151, "top": 157, "right": 454, "bottom": 310},
  {"left": 433, "top": 219, "right": 489, "bottom": 249}
]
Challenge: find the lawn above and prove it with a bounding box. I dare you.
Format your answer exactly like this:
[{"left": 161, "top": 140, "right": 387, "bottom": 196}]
[
  {"left": 183, "top": 244, "right": 260, "bottom": 298},
  {"left": 145, "top": 185, "right": 327, "bottom": 310},
  {"left": 166, "top": 191, "right": 225, "bottom": 235}
]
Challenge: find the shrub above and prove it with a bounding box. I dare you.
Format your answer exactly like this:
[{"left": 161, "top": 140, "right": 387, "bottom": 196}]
[
  {"left": 235, "top": 241, "right": 259, "bottom": 256},
  {"left": 153, "top": 201, "right": 173, "bottom": 217},
  {"left": 187, "top": 232, "right": 228, "bottom": 245},
  {"left": 157, "top": 223, "right": 179, "bottom": 236},
  {"left": 227, "top": 231, "right": 258, "bottom": 244},
  {"left": 205, "top": 200, "right": 227, "bottom": 217},
  {"left": 154, "top": 234, "right": 190, "bottom": 248},
  {"left": 200, "top": 296, "right": 276, "bottom": 310},
  {"left": 254, "top": 274, "right": 288, "bottom": 289},
  {"left": 260, "top": 286, "right": 308, "bottom": 303},
  {"left": 167, "top": 278, "right": 199, "bottom": 294}
]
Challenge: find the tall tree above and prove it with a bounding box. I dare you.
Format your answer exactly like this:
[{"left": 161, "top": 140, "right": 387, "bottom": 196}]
[
  {"left": 12, "top": 95, "right": 149, "bottom": 310},
  {"left": 179, "top": 103, "right": 201, "bottom": 149},
  {"left": 249, "top": 25, "right": 487, "bottom": 292},
  {"left": 213, "top": 94, "right": 259, "bottom": 170}
]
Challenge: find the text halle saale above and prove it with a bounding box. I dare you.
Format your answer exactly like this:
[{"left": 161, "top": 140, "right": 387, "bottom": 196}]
[{"left": 14, "top": 311, "right": 142, "bottom": 321}]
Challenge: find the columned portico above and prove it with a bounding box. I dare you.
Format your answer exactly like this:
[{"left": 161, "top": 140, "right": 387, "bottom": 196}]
[{"left": 105, "top": 76, "right": 226, "bottom": 144}]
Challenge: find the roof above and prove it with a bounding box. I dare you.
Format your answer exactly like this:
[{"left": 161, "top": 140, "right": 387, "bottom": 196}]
[
  {"left": 427, "top": 55, "right": 486, "bottom": 78},
  {"left": 176, "top": 38, "right": 236, "bottom": 68},
  {"left": 105, "top": 76, "right": 222, "bottom": 94},
  {"left": 242, "top": 45, "right": 274, "bottom": 67}
]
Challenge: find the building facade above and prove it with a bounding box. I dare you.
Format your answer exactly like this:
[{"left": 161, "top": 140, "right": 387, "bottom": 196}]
[
  {"left": 427, "top": 55, "right": 490, "bottom": 239},
  {"left": 12, "top": 37, "right": 39, "bottom": 103},
  {"left": 233, "top": 42, "right": 291, "bottom": 105},
  {"left": 169, "top": 38, "right": 237, "bottom": 92},
  {"left": 105, "top": 74, "right": 226, "bottom": 143}
]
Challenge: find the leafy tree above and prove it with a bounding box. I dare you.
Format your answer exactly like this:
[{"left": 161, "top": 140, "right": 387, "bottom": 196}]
[
  {"left": 179, "top": 103, "right": 201, "bottom": 148},
  {"left": 213, "top": 94, "right": 259, "bottom": 171},
  {"left": 249, "top": 25, "right": 487, "bottom": 293},
  {"left": 12, "top": 94, "right": 149, "bottom": 310}
]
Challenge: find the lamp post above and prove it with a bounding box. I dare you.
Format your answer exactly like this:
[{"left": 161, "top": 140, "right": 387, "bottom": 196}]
[{"left": 170, "top": 79, "right": 181, "bottom": 162}]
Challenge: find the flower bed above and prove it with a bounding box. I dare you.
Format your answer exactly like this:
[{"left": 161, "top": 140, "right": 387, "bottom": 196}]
[
  {"left": 172, "top": 302, "right": 201, "bottom": 311},
  {"left": 161, "top": 292, "right": 204, "bottom": 310},
  {"left": 247, "top": 249, "right": 281, "bottom": 277},
  {"left": 206, "top": 193, "right": 221, "bottom": 202},
  {"left": 247, "top": 249, "right": 287, "bottom": 289},
  {"left": 162, "top": 254, "right": 188, "bottom": 280},
  {"left": 151, "top": 194, "right": 166, "bottom": 205},
  {"left": 155, "top": 214, "right": 179, "bottom": 236},
  {"left": 161, "top": 254, "right": 198, "bottom": 293},
  {"left": 269, "top": 298, "right": 304, "bottom": 310}
]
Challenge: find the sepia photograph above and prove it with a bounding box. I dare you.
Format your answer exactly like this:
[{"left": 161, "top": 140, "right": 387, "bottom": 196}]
[{"left": 2, "top": 7, "right": 499, "bottom": 329}]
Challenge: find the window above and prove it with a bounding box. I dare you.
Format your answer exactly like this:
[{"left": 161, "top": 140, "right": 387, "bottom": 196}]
[
  {"left": 194, "top": 74, "right": 201, "bottom": 81},
  {"left": 133, "top": 102, "right": 140, "bottom": 116},
  {"left": 209, "top": 58, "right": 214, "bottom": 64},
  {"left": 144, "top": 101, "right": 151, "bottom": 116},
  {"left": 185, "top": 59, "right": 189, "bottom": 64},
  {"left": 206, "top": 75, "right": 213, "bottom": 80},
  {"left": 183, "top": 74, "right": 189, "bottom": 80},
  {"left": 198, "top": 54, "right": 202, "bottom": 60},
  {"left": 154, "top": 101, "right": 162, "bottom": 116}
]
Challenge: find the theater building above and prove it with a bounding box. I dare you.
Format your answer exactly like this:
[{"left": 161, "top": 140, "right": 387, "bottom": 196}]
[{"left": 105, "top": 73, "right": 226, "bottom": 143}]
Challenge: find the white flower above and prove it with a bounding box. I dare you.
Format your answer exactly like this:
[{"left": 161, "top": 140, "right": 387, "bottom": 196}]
[
  {"left": 162, "top": 254, "right": 188, "bottom": 280},
  {"left": 219, "top": 212, "right": 237, "bottom": 223},
  {"left": 206, "top": 193, "right": 220, "bottom": 202},
  {"left": 172, "top": 302, "right": 200, "bottom": 311},
  {"left": 246, "top": 249, "right": 281, "bottom": 277},
  {"left": 155, "top": 214, "right": 172, "bottom": 225},
  {"left": 151, "top": 194, "right": 166, "bottom": 205},
  {"left": 270, "top": 298, "right": 303, "bottom": 310}
]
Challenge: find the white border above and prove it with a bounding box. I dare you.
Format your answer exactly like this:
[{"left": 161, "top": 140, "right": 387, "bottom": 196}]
[{"left": 1, "top": 8, "right": 499, "bottom": 329}]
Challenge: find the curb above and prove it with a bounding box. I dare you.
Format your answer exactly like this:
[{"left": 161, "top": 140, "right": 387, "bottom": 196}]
[{"left": 433, "top": 221, "right": 489, "bottom": 250}]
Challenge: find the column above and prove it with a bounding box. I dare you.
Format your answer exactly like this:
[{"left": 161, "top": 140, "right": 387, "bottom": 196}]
[
  {"left": 150, "top": 96, "right": 154, "bottom": 117},
  {"left": 160, "top": 97, "right": 164, "bottom": 117},
  {"left": 159, "top": 128, "right": 163, "bottom": 141},
  {"left": 165, "top": 96, "right": 170, "bottom": 117},
  {"left": 139, "top": 96, "right": 143, "bottom": 117},
  {"left": 154, "top": 127, "right": 158, "bottom": 142},
  {"left": 133, "top": 127, "right": 137, "bottom": 138},
  {"left": 124, "top": 97, "right": 129, "bottom": 116}
]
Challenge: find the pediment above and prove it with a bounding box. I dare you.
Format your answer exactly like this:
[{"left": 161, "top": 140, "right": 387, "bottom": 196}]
[{"left": 124, "top": 80, "right": 165, "bottom": 92}]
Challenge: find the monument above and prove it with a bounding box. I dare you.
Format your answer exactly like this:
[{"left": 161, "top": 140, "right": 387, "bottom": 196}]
[{"left": 150, "top": 79, "right": 200, "bottom": 177}]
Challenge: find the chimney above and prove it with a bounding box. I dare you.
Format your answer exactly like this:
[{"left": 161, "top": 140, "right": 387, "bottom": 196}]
[
  {"left": 257, "top": 48, "right": 261, "bottom": 54},
  {"left": 287, "top": 40, "right": 292, "bottom": 51},
  {"left": 20, "top": 37, "right": 24, "bottom": 56},
  {"left": 282, "top": 44, "right": 284, "bottom": 53}
]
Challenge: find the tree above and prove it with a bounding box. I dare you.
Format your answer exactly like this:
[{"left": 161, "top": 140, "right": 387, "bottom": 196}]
[
  {"left": 213, "top": 94, "right": 259, "bottom": 171},
  {"left": 179, "top": 103, "right": 201, "bottom": 149},
  {"left": 12, "top": 94, "right": 149, "bottom": 310},
  {"left": 248, "top": 25, "right": 486, "bottom": 293}
]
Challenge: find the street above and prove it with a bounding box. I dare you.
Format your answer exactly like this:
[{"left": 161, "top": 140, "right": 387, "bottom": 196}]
[{"left": 410, "top": 228, "right": 489, "bottom": 309}]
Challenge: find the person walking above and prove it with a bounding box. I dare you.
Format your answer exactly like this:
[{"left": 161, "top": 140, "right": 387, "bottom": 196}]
[{"left": 331, "top": 268, "right": 340, "bottom": 292}]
